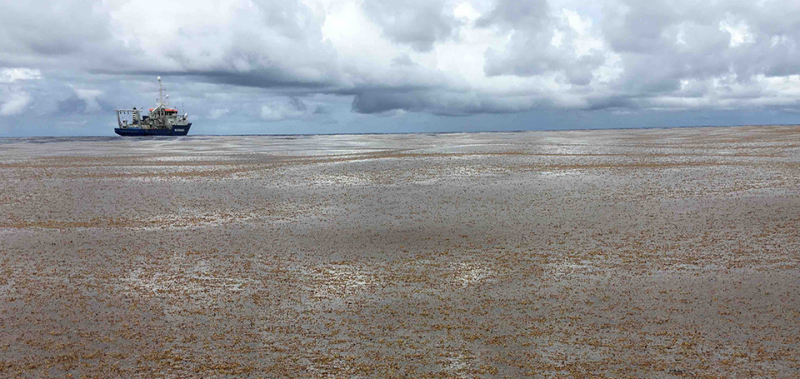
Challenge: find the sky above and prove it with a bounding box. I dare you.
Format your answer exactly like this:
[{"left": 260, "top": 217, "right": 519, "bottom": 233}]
[{"left": 2, "top": 0, "right": 800, "bottom": 136}]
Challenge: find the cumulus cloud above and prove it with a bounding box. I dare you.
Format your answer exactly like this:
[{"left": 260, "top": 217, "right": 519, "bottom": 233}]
[
  {"left": 4, "top": 0, "right": 800, "bottom": 133},
  {"left": 0, "top": 68, "right": 42, "bottom": 117},
  {"left": 74, "top": 89, "right": 103, "bottom": 113},
  {"left": 56, "top": 87, "right": 106, "bottom": 114},
  {"left": 476, "top": 0, "right": 549, "bottom": 29},
  {"left": 0, "top": 68, "right": 42, "bottom": 83},
  {"left": 344, "top": 0, "right": 800, "bottom": 115},
  {"left": 260, "top": 97, "right": 327, "bottom": 121},
  {"left": 0, "top": 91, "right": 31, "bottom": 116},
  {"left": 208, "top": 108, "right": 230, "bottom": 120},
  {"left": 363, "top": 0, "right": 460, "bottom": 52},
  {"left": 482, "top": 8, "right": 608, "bottom": 85},
  {"left": 105, "top": 0, "right": 339, "bottom": 86}
]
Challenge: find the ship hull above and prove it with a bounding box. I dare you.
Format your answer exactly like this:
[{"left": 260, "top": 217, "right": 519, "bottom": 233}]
[{"left": 115, "top": 124, "right": 191, "bottom": 136}]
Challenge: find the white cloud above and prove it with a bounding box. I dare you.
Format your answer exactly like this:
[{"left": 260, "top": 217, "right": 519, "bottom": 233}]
[
  {"left": 0, "top": 68, "right": 41, "bottom": 117},
  {"left": 0, "top": 91, "right": 32, "bottom": 116},
  {"left": 453, "top": 2, "right": 481, "bottom": 22},
  {"left": 103, "top": 0, "right": 338, "bottom": 85},
  {"left": 0, "top": 68, "right": 42, "bottom": 83},
  {"left": 73, "top": 88, "right": 103, "bottom": 113},
  {"left": 208, "top": 108, "right": 230, "bottom": 119},
  {"left": 719, "top": 18, "right": 754, "bottom": 48}
]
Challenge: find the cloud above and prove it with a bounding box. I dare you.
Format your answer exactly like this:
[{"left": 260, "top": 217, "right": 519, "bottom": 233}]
[
  {"left": 475, "top": 0, "right": 549, "bottom": 29},
  {"left": 103, "top": 0, "right": 340, "bottom": 86},
  {"left": 0, "top": 91, "right": 31, "bottom": 116},
  {"left": 0, "top": 68, "right": 42, "bottom": 117},
  {"left": 0, "top": 68, "right": 42, "bottom": 83},
  {"left": 362, "top": 0, "right": 460, "bottom": 52},
  {"left": 344, "top": 0, "right": 800, "bottom": 115},
  {"left": 260, "top": 97, "right": 328, "bottom": 121},
  {"left": 482, "top": 8, "right": 609, "bottom": 86},
  {"left": 56, "top": 88, "right": 106, "bottom": 115},
  {"left": 5, "top": 0, "right": 800, "bottom": 135},
  {"left": 74, "top": 89, "right": 103, "bottom": 113},
  {"left": 208, "top": 108, "right": 230, "bottom": 119}
]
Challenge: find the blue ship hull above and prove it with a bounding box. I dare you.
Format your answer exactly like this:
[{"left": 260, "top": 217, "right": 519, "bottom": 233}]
[{"left": 115, "top": 124, "right": 192, "bottom": 136}]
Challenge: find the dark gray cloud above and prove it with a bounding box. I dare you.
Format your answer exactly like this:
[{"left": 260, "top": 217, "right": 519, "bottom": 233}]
[
  {"left": 56, "top": 95, "right": 96, "bottom": 115},
  {"left": 391, "top": 54, "right": 416, "bottom": 67},
  {"left": 363, "top": 0, "right": 460, "bottom": 52},
  {"left": 56, "top": 92, "right": 113, "bottom": 115},
  {"left": 476, "top": 0, "right": 549, "bottom": 28},
  {"left": 260, "top": 96, "right": 331, "bottom": 121},
  {"left": 351, "top": 88, "right": 554, "bottom": 116}
]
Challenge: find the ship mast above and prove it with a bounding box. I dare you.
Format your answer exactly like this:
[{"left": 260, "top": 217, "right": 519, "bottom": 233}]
[{"left": 157, "top": 76, "right": 164, "bottom": 106}]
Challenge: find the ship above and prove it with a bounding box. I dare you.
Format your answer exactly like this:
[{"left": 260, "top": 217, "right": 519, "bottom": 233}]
[{"left": 114, "top": 77, "right": 192, "bottom": 136}]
